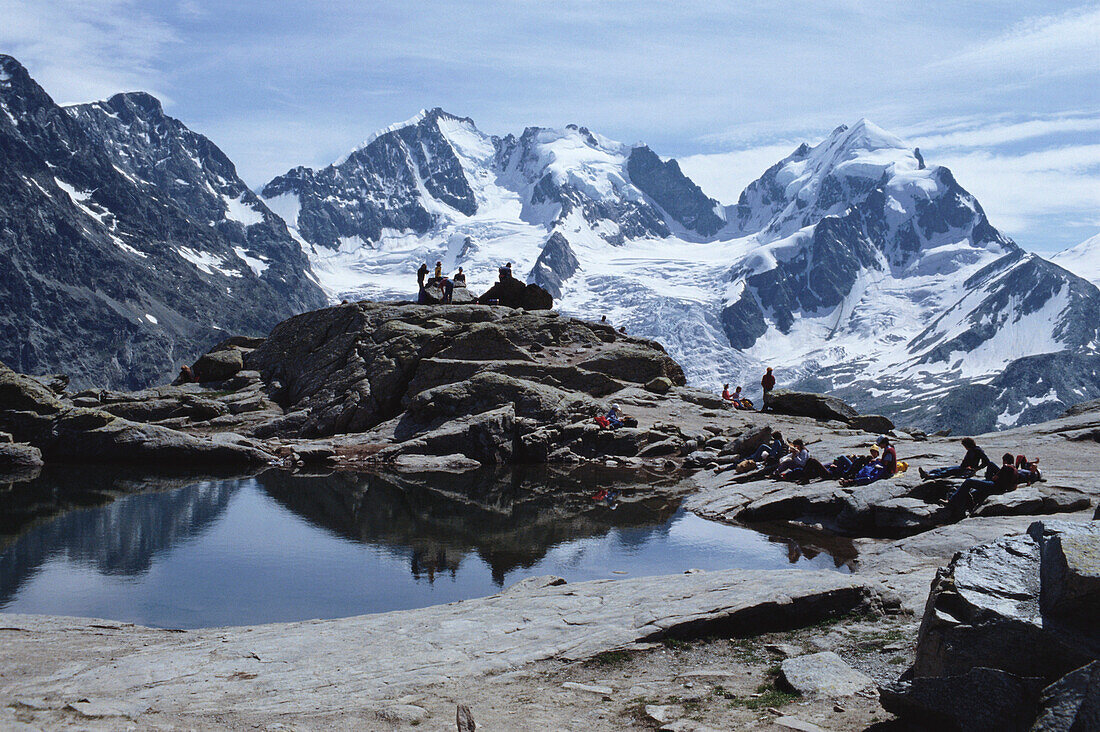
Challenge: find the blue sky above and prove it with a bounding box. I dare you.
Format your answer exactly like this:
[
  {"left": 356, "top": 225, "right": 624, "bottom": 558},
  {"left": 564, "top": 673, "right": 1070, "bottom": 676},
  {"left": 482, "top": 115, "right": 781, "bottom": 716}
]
[{"left": 3, "top": 0, "right": 1098, "bottom": 252}]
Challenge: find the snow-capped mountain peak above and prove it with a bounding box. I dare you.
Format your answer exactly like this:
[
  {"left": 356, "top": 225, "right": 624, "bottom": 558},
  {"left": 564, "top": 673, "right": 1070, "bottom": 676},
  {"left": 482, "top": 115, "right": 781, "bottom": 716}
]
[
  {"left": 1051, "top": 232, "right": 1100, "bottom": 288},
  {"left": 242, "top": 107, "right": 1100, "bottom": 433}
]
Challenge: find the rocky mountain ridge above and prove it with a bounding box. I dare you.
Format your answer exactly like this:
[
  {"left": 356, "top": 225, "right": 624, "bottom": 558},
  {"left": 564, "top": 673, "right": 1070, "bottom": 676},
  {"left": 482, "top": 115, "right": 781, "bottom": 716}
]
[
  {"left": 2, "top": 54, "right": 1098, "bottom": 433},
  {"left": 0, "top": 55, "right": 325, "bottom": 391},
  {"left": 258, "top": 110, "right": 1100, "bottom": 434}
]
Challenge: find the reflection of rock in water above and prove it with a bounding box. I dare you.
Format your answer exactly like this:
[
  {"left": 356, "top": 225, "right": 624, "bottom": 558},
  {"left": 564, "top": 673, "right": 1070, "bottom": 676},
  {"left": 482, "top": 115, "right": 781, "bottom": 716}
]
[
  {"left": 756, "top": 521, "right": 858, "bottom": 570},
  {"left": 0, "top": 470, "right": 240, "bottom": 606},
  {"left": 257, "top": 465, "right": 685, "bottom": 585}
]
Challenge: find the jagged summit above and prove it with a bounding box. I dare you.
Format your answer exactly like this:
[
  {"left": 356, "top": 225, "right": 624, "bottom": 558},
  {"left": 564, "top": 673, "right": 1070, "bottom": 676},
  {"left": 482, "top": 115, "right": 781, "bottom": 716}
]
[{"left": 0, "top": 56, "right": 324, "bottom": 390}]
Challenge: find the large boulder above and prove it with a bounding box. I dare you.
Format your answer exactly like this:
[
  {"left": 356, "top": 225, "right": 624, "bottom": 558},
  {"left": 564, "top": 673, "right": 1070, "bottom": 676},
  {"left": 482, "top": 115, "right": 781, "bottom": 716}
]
[
  {"left": 477, "top": 275, "right": 553, "bottom": 310},
  {"left": 1032, "top": 661, "right": 1100, "bottom": 731},
  {"left": 576, "top": 344, "right": 686, "bottom": 386},
  {"left": 0, "top": 442, "right": 43, "bottom": 478},
  {"left": 192, "top": 347, "right": 245, "bottom": 382},
  {"left": 1032, "top": 521, "right": 1100, "bottom": 621},
  {"left": 779, "top": 652, "right": 873, "bottom": 698},
  {"left": 883, "top": 521, "right": 1100, "bottom": 729},
  {"left": 767, "top": 390, "right": 859, "bottom": 422},
  {"left": 880, "top": 667, "right": 1045, "bottom": 732},
  {"left": 849, "top": 414, "right": 895, "bottom": 434}
]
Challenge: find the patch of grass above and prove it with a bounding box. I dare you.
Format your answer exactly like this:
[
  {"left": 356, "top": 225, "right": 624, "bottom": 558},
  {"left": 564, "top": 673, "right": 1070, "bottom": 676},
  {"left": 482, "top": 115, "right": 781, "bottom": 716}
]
[
  {"left": 586, "top": 649, "right": 635, "bottom": 667},
  {"left": 727, "top": 638, "right": 768, "bottom": 664},
  {"left": 661, "top": 638, "right": 691, "bottom": 650},
  {"left": 714, "top": 677, "right": 799, "bottom": 711}
]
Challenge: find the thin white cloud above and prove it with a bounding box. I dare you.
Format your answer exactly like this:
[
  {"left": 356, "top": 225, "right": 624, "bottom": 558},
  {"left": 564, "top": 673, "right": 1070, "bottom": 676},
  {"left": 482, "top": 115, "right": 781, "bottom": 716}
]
[
  {"left": 0, "top": 0, "right": 176, "bottom": 104},
  {"left": 910, "top": 114, "right": 1100, "bottom": 150},
  {"left": 932, "top": 5, "right": 1100, "bottom": 80}
]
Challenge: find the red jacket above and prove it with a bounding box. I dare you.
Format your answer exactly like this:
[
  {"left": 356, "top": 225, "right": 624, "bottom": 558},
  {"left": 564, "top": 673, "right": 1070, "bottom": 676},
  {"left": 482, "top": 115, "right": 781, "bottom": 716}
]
[{"left": 761, "top": 373, "right": 776, "bottom": 391}]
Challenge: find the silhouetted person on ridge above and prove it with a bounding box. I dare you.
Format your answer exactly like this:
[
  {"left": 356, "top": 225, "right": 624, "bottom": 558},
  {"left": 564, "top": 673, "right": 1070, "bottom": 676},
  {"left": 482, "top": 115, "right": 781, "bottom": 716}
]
[
  {"left": 453, "top": 267, "right": 466, "bottom": 285},
  {"left": 417, "top": 263, "right": 429, "bottom": 289}
]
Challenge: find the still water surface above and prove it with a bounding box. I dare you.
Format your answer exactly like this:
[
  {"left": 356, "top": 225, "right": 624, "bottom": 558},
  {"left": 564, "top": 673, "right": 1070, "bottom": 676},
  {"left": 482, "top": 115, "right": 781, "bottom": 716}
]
[{"left": 0, "top": 467, "right": 851, "bottom": 628}]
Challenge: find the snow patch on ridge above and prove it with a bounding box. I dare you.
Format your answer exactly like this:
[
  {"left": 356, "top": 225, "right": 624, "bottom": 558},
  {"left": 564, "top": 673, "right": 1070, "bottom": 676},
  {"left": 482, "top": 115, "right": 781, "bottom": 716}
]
[{"left": 177, "top": 246, "right": 242, "bottom": 278}]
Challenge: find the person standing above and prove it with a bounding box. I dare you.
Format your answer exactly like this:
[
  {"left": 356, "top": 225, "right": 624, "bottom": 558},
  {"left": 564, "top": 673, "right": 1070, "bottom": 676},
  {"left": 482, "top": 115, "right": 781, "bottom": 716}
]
[
  {"left": 441, "top": 276, "right": 454, "bottom": 304},
  {"left": 434, "top": 261, "right": 443, "bottom": 280},
  {"left": 417, "top": 263, "right": 429, "bottom": 290},
  {"left": 760, "top": 367, "right": 776, "bottom": 411}
]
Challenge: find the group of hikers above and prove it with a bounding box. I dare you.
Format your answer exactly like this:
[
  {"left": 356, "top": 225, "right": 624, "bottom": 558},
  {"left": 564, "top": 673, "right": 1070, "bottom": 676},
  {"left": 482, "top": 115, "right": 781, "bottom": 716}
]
[
  {"left": 416, "top": 260, "right": 469, "bottom": 304},
  {"left": 415, "top": 261, "right": 517, "bottom": 305},
  {"left": 740, "top": 432, "right": 904, "bottom": 487},
  {"left": 741, "top": 431, "right": 1041, "bottom": 517},
  {"left": 722, "top": 367, "right": 776, "bottom": 411}
]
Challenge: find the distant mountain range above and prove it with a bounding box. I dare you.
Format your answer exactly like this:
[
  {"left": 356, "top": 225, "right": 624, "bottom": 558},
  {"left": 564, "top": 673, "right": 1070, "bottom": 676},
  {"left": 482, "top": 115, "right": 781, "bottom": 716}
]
[{"left": 1, "top": 54, "right": 1097, "bottom": 432}]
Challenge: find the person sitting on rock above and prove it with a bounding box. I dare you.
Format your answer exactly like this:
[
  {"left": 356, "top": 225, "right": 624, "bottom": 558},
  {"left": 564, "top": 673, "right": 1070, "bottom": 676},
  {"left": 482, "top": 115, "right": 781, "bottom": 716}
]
[
  {"left": 947, "top": 452, "right": 1019, "bottom": 515},
  {"left": 453, "top": 267, "right": 466, "bottom": 286},
  {"left": 498, "top": 262, "right": 513, "bottom": 281},
  {"left": 840, "top": 436, "right": 897, "bottom": 486},
  {"left": 918, "top": 437, "right": 993, "bottom": 481},
  {"left": 722, "top": 383, "right": 742, "bottom": 406},
  {"left": 770, "top": 439, "right": 809, "bottom": 479},
  {"left": 417, "top": 263, "right": 429, "bottom": 290},
  {"left": 173, "top": 364, "right": 195, "bottom": 385},
  {"left": 826, "top": 448, "right": 877, "bottom": 481},
  {"left": 606, "top": 403, "right": 626, "bottom": 429},
  {"left": 748, "top": 431, "right": 786, "bottom": 465},
  {"left": 434, "top": 261, "right": 443, "bottom": 281}
]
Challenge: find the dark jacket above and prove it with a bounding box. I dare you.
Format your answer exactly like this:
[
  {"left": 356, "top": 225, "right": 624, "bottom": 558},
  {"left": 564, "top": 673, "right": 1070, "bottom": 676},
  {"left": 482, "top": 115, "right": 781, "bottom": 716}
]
[
  {"left": 991, "top": 464, "right": 1018, "bottom": 494},
  {"left": 961, "top": 446, "right": 993, "bottom": 472},
  {"left": 761, "top": 373, "right": 776, "bottom": 391}
]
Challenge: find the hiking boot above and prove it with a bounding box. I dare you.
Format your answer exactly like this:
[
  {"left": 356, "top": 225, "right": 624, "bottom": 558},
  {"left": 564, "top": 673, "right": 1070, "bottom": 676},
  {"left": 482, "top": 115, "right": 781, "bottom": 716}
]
[{"left": 918, "top": 467, "right": 929, "bottom": 480}]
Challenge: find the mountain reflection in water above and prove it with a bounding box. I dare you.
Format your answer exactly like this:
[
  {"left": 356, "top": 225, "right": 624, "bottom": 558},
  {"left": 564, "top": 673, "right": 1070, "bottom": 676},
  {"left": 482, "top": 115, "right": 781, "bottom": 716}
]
[{"left": 0, "top": 466, "right": 854, "bottom": 628}]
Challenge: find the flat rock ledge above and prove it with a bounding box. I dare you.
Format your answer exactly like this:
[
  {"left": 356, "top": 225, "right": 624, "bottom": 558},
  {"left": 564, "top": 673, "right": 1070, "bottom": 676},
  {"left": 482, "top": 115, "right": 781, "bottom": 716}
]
[{"left": 0, "top": 569, "right": 887, "bottom": 724}]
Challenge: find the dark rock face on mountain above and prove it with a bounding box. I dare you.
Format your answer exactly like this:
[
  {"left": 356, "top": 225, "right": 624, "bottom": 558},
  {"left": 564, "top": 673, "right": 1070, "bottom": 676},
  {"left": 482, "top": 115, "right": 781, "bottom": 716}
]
[
  {"left": 67, "top": 92, "right": 321, "bottom": 309},
  {"left": 262, "top": 108, "right": 479, "bottom": 249},
  {"left": 626, "top": 145, "right": 724, "bottom": 237},
  {"left": 721, "top": 212, "right": 882, "bottom": 346},
  {"left": 0, "top": 55, "right": 325, "bottom": 391},
  {"left": 528, "top": 233, "right": 580, "bottom": 299}
]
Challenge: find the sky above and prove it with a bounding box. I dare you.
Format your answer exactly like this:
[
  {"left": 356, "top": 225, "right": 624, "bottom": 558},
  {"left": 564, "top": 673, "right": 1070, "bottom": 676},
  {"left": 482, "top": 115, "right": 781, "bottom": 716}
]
[{"left": 2, "top": 0, "right": 1098, "bottom": 253}]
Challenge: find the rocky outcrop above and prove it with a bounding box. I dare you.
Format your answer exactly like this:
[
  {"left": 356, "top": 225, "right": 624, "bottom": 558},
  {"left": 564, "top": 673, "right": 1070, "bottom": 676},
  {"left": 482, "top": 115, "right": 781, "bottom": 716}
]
[
  {"left": 240, "top": 302, "right": 686, "bottom": 464},
  {"left": 767, "top": 390, "right": 859, "bottom": 423},
  {"left": 0, "top": 360, "right": 272, "bottom": 466},
  {"left": 476, "top": 275, "right": 553, "bottom": 310},
  {"left": 881, "top": 520, "right": 1100, "bottom": 730}
]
